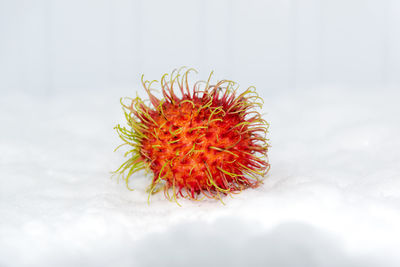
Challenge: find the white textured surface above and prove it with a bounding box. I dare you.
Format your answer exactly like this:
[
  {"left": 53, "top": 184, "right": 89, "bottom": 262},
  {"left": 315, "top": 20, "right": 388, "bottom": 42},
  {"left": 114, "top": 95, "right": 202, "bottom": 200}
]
[{"left": 1, "top": 87, "right": 400, "bottom": 267}]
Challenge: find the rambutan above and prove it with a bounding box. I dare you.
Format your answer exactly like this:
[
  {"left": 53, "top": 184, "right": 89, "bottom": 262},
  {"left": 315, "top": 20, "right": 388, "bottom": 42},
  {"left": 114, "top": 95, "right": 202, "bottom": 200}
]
[{"left": 113, "top": 68, "right": 270, "bottom": 203}]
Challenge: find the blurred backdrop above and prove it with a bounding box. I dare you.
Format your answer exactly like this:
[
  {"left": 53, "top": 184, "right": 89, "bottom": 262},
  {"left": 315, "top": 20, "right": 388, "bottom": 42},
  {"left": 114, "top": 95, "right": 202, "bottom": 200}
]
[{"left": 1, "top": 0, "right": 399, "bottom": 95}]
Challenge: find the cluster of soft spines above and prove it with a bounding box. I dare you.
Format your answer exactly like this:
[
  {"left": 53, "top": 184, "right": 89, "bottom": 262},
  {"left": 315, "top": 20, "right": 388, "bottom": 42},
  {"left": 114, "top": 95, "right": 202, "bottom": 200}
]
[{"left": 114, "top": 68, "right": 270, "bottom": 203}]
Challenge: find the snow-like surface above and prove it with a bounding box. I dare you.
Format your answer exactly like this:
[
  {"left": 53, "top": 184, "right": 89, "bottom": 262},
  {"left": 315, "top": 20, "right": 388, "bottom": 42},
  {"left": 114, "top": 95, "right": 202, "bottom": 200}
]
[{"left": 1, "top": 87, "right": 400, "bottom": 266}]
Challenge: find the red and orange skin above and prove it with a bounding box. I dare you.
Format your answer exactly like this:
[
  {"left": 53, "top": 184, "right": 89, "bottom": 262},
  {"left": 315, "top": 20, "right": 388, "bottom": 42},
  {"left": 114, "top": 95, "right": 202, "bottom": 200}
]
[{"left": 113, "top": 68, "right": 270, "bottom": 203}]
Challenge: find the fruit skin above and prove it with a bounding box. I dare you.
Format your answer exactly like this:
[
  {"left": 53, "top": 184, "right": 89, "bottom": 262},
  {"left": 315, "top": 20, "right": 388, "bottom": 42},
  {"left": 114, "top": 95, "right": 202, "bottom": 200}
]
[{"left": 114, "top": 68, "right": 270, "bottom": 203}]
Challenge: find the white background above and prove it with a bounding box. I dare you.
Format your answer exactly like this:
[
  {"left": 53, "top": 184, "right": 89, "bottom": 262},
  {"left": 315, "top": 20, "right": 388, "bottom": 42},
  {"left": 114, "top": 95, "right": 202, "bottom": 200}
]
[{"left": 1, "top": 0, "right": 400, "bottom": 93}]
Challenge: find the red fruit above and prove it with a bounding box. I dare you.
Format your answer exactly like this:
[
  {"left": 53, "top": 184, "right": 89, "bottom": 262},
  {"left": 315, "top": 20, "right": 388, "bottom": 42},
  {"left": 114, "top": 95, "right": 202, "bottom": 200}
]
[{"left": 114, "top": 68, "right": 270, "bottom": 203}]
